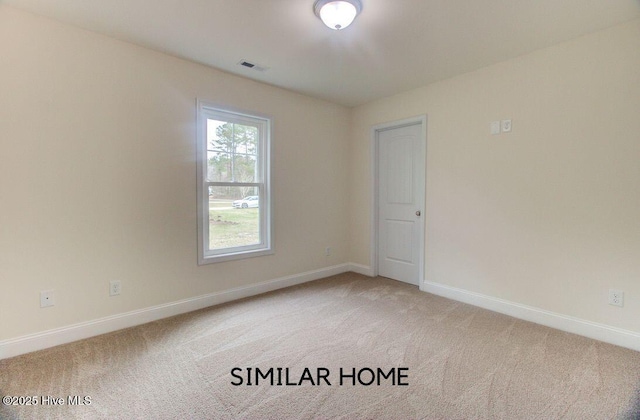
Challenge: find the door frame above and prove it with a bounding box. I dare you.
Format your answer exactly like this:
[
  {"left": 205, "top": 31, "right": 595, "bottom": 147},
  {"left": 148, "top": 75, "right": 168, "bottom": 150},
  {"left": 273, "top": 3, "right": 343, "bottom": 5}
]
[{"left": 370, "top": 115, "right": 427, "bottom": 285}]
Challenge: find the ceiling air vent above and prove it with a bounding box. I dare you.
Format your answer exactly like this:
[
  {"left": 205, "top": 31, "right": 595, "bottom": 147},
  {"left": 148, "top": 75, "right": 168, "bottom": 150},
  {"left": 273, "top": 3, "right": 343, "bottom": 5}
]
[{"left": 237, "top": 59, "right": 268, "bottom": 72}]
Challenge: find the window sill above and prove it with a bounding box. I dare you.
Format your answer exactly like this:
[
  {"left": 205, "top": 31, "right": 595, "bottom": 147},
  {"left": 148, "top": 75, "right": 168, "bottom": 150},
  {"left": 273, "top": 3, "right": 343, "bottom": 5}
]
[{"left": 198, "top": 248, "right": 274, "bottom": 265}]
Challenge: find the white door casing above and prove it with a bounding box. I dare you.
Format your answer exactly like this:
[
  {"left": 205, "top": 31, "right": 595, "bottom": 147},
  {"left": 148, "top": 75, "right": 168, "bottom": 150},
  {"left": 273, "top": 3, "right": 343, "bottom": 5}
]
[{"left": 374, "top": 118, "right": 426, "bottom": 285}]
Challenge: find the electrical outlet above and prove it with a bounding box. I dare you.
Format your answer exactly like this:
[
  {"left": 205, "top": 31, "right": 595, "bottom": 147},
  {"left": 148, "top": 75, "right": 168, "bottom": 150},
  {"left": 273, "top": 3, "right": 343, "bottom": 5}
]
[
  {"left": 502, "top": 119, "right": 512, "bottom": 133},
  {"left": 40, "top": 290, "right": 55, "bottom": 308},
  {"left": 325, "top": 247, "right": 332, "bottom": 256},
  {"left": 608, "top": 289, "right": 624, "bottom": 307},
  {"left": 110, "top": 280, "right": 122, "bottom": 296}
]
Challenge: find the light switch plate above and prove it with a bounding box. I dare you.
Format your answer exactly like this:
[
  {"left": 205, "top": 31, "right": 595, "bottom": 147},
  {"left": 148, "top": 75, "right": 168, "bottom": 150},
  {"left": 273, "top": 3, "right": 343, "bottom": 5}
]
[{"left": 490, "top": 121, "right": 500, "bottom": 135}]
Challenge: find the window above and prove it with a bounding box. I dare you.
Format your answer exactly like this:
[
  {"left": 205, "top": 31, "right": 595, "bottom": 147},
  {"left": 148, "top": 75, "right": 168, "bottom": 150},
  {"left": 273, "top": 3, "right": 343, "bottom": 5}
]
[{"left": 197, "top": 101, "right": 272, "bottom": 264}]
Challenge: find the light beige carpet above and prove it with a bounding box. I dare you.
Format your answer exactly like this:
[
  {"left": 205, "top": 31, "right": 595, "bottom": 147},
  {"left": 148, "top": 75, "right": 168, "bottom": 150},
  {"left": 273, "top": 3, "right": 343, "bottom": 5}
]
[{"left": 1, "top": 273, "right": 639, "bottom": 419}]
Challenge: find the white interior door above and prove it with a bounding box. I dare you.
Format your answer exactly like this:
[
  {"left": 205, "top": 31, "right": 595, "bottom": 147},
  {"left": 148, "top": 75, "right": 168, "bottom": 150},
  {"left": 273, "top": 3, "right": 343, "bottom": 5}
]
[{"left": 377, "top": 121, "right": 425, "bottom": 285}]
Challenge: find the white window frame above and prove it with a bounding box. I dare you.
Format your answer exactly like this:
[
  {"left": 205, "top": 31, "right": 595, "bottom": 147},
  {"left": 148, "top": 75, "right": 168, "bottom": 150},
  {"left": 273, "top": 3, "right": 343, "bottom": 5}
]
[{"left": 196, "top": 100, "right": 272, "bottom": 264}]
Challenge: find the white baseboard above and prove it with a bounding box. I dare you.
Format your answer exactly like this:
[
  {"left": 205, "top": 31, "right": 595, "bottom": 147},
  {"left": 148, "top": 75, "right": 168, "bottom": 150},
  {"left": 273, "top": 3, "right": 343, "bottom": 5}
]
[
  {"left": 421, "top": 280, "right": 640, "bottom": 352},
  {"left": 0, "top": 263, "right": 356, "bottom": 360},
  {"left": 347, "top": 263, "right": 374, "bottom": 277}
]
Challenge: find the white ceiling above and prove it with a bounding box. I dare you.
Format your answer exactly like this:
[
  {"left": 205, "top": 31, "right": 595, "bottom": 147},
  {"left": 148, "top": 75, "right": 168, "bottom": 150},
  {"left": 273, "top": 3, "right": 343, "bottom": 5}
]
[{"left": 4, "top": 0, "right": 640, "bottom": 106}]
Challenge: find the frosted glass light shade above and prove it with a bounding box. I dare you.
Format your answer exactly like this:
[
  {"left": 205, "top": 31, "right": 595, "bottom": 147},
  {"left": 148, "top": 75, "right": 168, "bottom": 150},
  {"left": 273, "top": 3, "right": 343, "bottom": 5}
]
[{"left": 314, "top": 0, "right": 362, "bottom": 30}]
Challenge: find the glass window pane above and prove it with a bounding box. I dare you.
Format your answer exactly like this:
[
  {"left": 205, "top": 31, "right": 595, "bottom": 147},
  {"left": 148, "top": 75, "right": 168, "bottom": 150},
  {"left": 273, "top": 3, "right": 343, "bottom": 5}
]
[
  {"left": 234, "top": 125, "right": 258, "bottom": 154},
  {"left": 207, "top": 119, "right": 231, "bottom": 153},
  {"left": 207, "top": 151, "right": 232, "bottom": 182},
  {"left": 233, "top": 153, "right": 258, "bottom": 182},
  {"left": 208, "top": 186, "right": 260, "bottom": 250},
  {"left": 207, "top": 120, "right": 259, "bottom": 183}
]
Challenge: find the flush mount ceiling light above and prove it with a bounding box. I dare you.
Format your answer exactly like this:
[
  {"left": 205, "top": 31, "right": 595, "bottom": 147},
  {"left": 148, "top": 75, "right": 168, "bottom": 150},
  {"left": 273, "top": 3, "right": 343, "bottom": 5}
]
[{"left": 313, "top": 0, "right": 363, "bottom": 30}]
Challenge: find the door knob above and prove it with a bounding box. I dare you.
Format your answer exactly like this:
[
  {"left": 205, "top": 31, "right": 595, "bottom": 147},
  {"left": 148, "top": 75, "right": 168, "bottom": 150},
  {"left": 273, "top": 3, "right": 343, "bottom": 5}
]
[{"left": 416, "top": 210, "right": 421, "bottom": 216}]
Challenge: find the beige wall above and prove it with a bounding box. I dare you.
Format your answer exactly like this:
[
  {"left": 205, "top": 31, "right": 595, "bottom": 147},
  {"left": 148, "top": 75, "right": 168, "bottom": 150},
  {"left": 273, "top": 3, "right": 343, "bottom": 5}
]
[
  {"left": 351, "top": 18, "right": 640, "bottom": 332},
  {"left": 0, "top": 6, "right": 350, "bottom": 340}
]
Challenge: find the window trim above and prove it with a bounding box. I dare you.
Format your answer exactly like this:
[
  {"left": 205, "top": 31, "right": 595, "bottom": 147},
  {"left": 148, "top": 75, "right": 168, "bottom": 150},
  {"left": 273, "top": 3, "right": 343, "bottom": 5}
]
[{"left": 196, "top": 100, "right": 273, "bottom": 265}]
